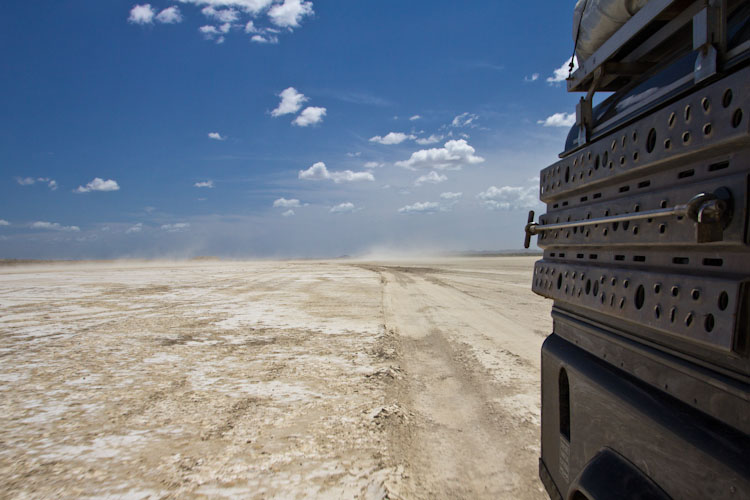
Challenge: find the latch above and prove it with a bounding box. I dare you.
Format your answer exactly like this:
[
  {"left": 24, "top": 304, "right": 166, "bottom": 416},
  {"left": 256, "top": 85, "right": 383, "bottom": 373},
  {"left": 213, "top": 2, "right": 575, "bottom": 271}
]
[{"left": 524, "top": 187, "right": 733, "bottom": 248}]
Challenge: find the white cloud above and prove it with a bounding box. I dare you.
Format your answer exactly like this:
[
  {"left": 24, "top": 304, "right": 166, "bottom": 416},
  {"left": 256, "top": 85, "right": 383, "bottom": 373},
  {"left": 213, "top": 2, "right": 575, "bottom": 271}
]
[
  {"left": 477, "top": 186, "right": 539, "bottom": 210},
  {"left": 271, "top": 87, "right": 308, "bottom": 117},
  {"left": 199, "top": 25, "right": 225, "bottom": 42},
  {"left": 395, "top": 139, "right": 484, "bottom": 170},
  {"left": 156, "top": 6, "right": 183, "bottom": 23},
  {"left": 128, "top": 4, "right": 155, "bottom": 24},
  {"left": 75, "top": 178, "right": 120, "bottom": 193},
  {"left": 208, "top": 132, "right": 226, "bottom": 140},
  {"left": 364, "top": 161, "right": 383, "bottom": 168},
  {"left": 409, "top": 115, "right": 421, "bottom": 121},
  {"left": 0, "top": 220, "right": 9, "bottom": 226},
  {"left": 440, "top": 191, "right": 462, "bottom": 200},
  {"left": 16, "top": 177, "right": 57, "bottom": 190},
  {"left": 298, "top": 162, "right": 374, "bottom": 183},
  {"left": 31, "top": 221, "right": 80, "bottom": 232},
  {"left": 369, "top": 132, "right": 416, "bottom": 145},
  {"left": 201, "top": 6, "right": 239, "bottom": 22},
  {"left": 524, "top": 73, "right": 539, "bottom": 82},
  {"left": 251, "top": 34, "right": 279, "bottom": 43},
  {"left": 415, "top": 171, "right": 447, "bottom": 186},
  {"left": 547, "top": 56, "right": 578, "bottom": 84},
  {"left": 281, "top": 209, "right": 295, "bottom": 217},
  {"left": 451, "top": 112, "right": 478, "bottom": 127},
  {"left": 268, "top": 0, "right": 314, "bottom": 28},
  {"left": 537, "top": 112, "right": 576, "bottom": 128},
  {"left": 273, "top": 197, "right": 301, "bottom": 208},
  {"left": 346, "top": 152, "right": 361, "bottom": 157},
  {"left": 330, "top": 202, "right": 356, "bottom": 213},
  {"left": 398, "top": 201, "right": 440, "bottom": 214},
  {"left": 177, "top": 0, "right": 275, "bottom": 15},
  {"left": 415, "top": 134, "right": 443, "bottom": 145},
  {"left": 126, "top": 223, "right": 143, "bottom": 234},
  {"left": 194, "top": 180, "right": 215, "bottom": 188},
  {"left": 293, "top": 106, "right": 326, "bottom": 126},
  {"left": 161, "top": 223, "right": 190, "bottom": 232}
]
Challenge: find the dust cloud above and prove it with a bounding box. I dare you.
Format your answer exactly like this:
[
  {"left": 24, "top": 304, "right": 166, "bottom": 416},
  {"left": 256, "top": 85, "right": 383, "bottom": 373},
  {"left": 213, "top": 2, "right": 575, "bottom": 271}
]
[{"left": 0, "top": 257, "right": 550, "bottom": 499}]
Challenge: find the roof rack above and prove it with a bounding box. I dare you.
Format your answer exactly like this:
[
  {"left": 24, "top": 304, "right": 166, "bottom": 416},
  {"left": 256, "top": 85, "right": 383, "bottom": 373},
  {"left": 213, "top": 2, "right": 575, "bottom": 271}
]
[{"left": 570, "top": 0, "right": 730, "bottom": 145}]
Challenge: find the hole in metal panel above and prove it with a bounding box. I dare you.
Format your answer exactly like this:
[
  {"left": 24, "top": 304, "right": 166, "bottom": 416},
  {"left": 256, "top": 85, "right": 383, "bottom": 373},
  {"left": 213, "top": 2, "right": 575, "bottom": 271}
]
[
  {"left": 659, "top": 224, "right": 666, "bottom": 234},
  {"left": 585, "top": 279, "right": 591, "bottom": 295},
  {"left": 589, "top": 254, "right": 598, "bottom": 260},
  {"left": 654, "top": 283, "right": 661, "bottom": 294},
  {"left": 672, "top": 286, "right": 679, "bottom": 297},
  {"left": 623, "top": 280, "right": 629, "bottom": 289},
  {"left": 670, "top": 307, "right": 676, "bottom": 323},
  {"left": 685, "top": 313, "right": 694, "bottom": 327},
  {"left": 635, "top": 285, "right": 645, "bottom": 310},
  {"left": 593, "top": 281, "right": 599, "bottom": 296},
  {"left": 638, "top": 180, "right": 651, "bottom": 188},
  {"left": 705, "top": 314, "right": 715, "bottom": 333},
  {"left": 668, "top": 112, "right": 676, "bottom": 127},
  {"left": 682, "top": 131, "right": 691, "bottom": 143},
  {"left": 660, "top": 200, "right": 668, "bottom": 208},
  {"left": 646, "top": 128, "right": 657, "bottom": 152},
  {"left": 619, "top": 185, "right": 630, "bottom": 193},
  {"left": 684, "top": 105, "right": 691, "bottom": 122},
  {"left": 577, "top": 253, "right": 584, "bottom": 259},
  {"left": 718, "top": 291, "right": 729, "bottom": 311},
  {"left": 622, "top": 221, "right": 630, "bottom": 230},
  {"left": 722, "top": 89, "right": 733, "bottom": 108},
  {"left": 564, "top": 166, "right": 570, "bottom": 183},
  {"left": 654, "top": 306, "right": 661, "bottom": 319},
  {"left": 664, "top": 138, "right": 672, "bottom": 149},
  {"left": 703, "top": 123, "right": 712, "bottom": 135},
  {"left": 557, "top": 274, "right": 563, "bottom": 290},
  {"left": 691, "top": 289, "right": 701, "bottom": 300},
  {"left": 580, "top": 196, "right": 588, "bottom": 202},
  {"left": 678, "top": 169, "right": 694, "bottom": 179},
  {"left": 708, "top": 161, "right": 728, "bottom": 172},
  {"left": 703, "top": 258, "right": 722, "bottom": 267},
  {"left": 701, "top": 97, "right": 710, "bottom": 112},
  {"left": 732, "top": 108, "right": 743, "bottom": 128},
  {"left": 615, "top": 255, "right": 624, "bottom": 261},
  {"left": 593, "top": 192, "right": 602, "bottom": 199},
  {"left": 602, "top": 151, "right": 608, "bottom": 165},
  {"left": 673, "top": 257, "right": 689, "bottom": 265},
  {"left": 633, "top": 255, "right": 646, "bottom": 262}
]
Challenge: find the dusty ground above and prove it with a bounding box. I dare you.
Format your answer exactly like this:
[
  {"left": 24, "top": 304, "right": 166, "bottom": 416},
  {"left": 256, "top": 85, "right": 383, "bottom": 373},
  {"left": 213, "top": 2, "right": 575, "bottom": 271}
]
[{"left": 0, "top": 257, "right": 551, "bottom": 499}]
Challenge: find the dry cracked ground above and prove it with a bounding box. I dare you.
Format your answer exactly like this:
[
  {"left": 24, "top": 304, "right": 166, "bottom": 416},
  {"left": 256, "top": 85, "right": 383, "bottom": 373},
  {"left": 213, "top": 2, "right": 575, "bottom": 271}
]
[{"left": 0, "top": 257, "right": 551, "bottom": 499}]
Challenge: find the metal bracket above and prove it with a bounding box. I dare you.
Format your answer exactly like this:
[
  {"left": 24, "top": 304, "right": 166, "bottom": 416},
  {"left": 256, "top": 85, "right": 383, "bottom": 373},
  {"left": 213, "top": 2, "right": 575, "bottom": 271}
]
[
  {"left": 524, "top": 188, "right": 733, "bottom": 248},
  {"left": 693, "top": 1, "right": 727, "bottom": 83}
]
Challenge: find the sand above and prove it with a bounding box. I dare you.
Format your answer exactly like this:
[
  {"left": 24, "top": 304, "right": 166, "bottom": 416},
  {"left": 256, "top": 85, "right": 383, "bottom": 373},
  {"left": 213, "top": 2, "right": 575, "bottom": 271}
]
[{"left": 0, "top": 257, "right": 551, "bottom": 499}]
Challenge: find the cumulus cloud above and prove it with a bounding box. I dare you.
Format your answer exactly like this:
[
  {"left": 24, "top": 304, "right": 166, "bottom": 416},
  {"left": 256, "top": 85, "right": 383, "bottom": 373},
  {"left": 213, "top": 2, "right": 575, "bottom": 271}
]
[
  {"left": 524, "top": 73, "right": 540, "bottom": 82},
  {"left": 75, "top": 178, "right": 120, "bottom": 193},
  {"left": 271, "top": 87, "right": 308, "bottom": 117},
  {"left": 547, "top": 56, "right": 578, "bottom": 84},
  {"left": 409, "top": 115, "right": 421, "bottom": 121},
  {"left": 395, "top": 139, "right": 484, "bottom": 170},
  {"left": 364, "top": 161, "right": 383, "bottom": 168},
  {"left": 128, "top": 4, "right": 155, "bottom": 24},
  {"left": 16, "top": 177, "right": 57, "bottom": 190},
  {"left": 161, "top": 223, "right": 190, "bottom": 232},
  {"left": 199, "top": 25, "right": 226, "bottom": 42},
  {"left": 194, "top": 180, "right": 214, "bottom": 188},
  {"left": 298, "top": 162, "right": 374, "bottom": 183},
  {"left": 126, "top": 223, "right": 143, "bottom": 234},
  {"left": 208, "top": 132, "right": 226, "bottom": 140},
  {"left": 268, "top": 0, "right": 314, "bottom": 28},
  {"left": 273, "top": 197, "right": 301, "bottom": 208},
  {"left": 178, "top": 1, "right": 275, "bottom": 14},
  {"left": 476, "top": 185, "right": 539, "bottom": 210},
  {"left": 293, "top": 106, "right": 326, "bottom": 126},
  {"left": 251, "top": 34, "right": 279, "bottom": 43},
  {"left": 415, "top": 171, "right": 447, "bottom": 186},
  {"left": 0, "top": 220, "right": 9, "bottom": 226},
  {"left": 415, "top": 134, "right": 443, "bottom": 145},
  {"left": 31, "top": 221, "right": 80, "bottom": 232},
  {"left": 281, "top": 209, "right": 295, "bottom": 217},
  {"left": 398, "top": 201, "right": 440, "bottom": 214},
  {"left": 156, "top": 6, "right": 183, "bottom": 23},
  {"left": 440, "top": 191, "right": 462, "bottom": 200},
  {"left": 201, "top": 5, "right": 239, "bottom": 22},
  {"left": 537, "top": 112, "right": 576, "bottom": 127},
  {"left": 330, "top": 202, "right": 356, "bottom": 213},
  {"left": 451, "top": 112, "right": 479, "bottom": 128},
  {"left": 369, "top": 132, "right": 416, "bottom": 145}
]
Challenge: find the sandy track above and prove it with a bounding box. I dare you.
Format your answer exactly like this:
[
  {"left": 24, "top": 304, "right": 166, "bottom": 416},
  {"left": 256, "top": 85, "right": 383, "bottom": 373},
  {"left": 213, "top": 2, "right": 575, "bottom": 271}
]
[{"left": 0, "top": 257, "right": 550, "bottom": 499}]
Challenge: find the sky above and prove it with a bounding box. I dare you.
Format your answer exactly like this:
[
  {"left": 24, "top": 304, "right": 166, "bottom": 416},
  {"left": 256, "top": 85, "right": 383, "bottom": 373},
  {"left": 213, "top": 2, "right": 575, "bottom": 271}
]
[{"left": 1, "top": 1, "right": 584, "bottom": 259}]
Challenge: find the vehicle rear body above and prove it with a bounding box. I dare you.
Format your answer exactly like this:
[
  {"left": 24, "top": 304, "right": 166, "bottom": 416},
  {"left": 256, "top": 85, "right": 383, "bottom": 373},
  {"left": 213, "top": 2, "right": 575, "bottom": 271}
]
[{"left": 528, "top": 1, "right": 750, "bottom": 498}]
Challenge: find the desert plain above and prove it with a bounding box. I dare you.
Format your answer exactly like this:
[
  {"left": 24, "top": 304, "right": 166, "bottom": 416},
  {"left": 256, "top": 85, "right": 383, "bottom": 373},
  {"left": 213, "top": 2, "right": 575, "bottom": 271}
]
[{"left": 0, "top": 256, "right": 552, "bottom": 499}]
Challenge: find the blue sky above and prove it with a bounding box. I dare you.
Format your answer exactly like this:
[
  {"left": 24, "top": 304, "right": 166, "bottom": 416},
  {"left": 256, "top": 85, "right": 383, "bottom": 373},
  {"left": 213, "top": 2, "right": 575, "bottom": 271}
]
[{"left": 1, "top": 1, "right": 582, "bottom": 259}]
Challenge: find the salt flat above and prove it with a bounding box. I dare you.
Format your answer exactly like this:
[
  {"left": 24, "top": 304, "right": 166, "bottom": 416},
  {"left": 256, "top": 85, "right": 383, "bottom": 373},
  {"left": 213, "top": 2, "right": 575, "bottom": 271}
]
[{"left": 0, "top": 257, "right": 551, "bottom": 499}]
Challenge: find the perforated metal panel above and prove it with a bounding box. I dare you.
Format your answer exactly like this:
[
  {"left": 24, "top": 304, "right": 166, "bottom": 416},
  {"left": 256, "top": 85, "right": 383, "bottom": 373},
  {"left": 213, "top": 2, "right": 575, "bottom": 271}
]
[{"left": 530, "top": 65, "right": 750, "bottom": 373}]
